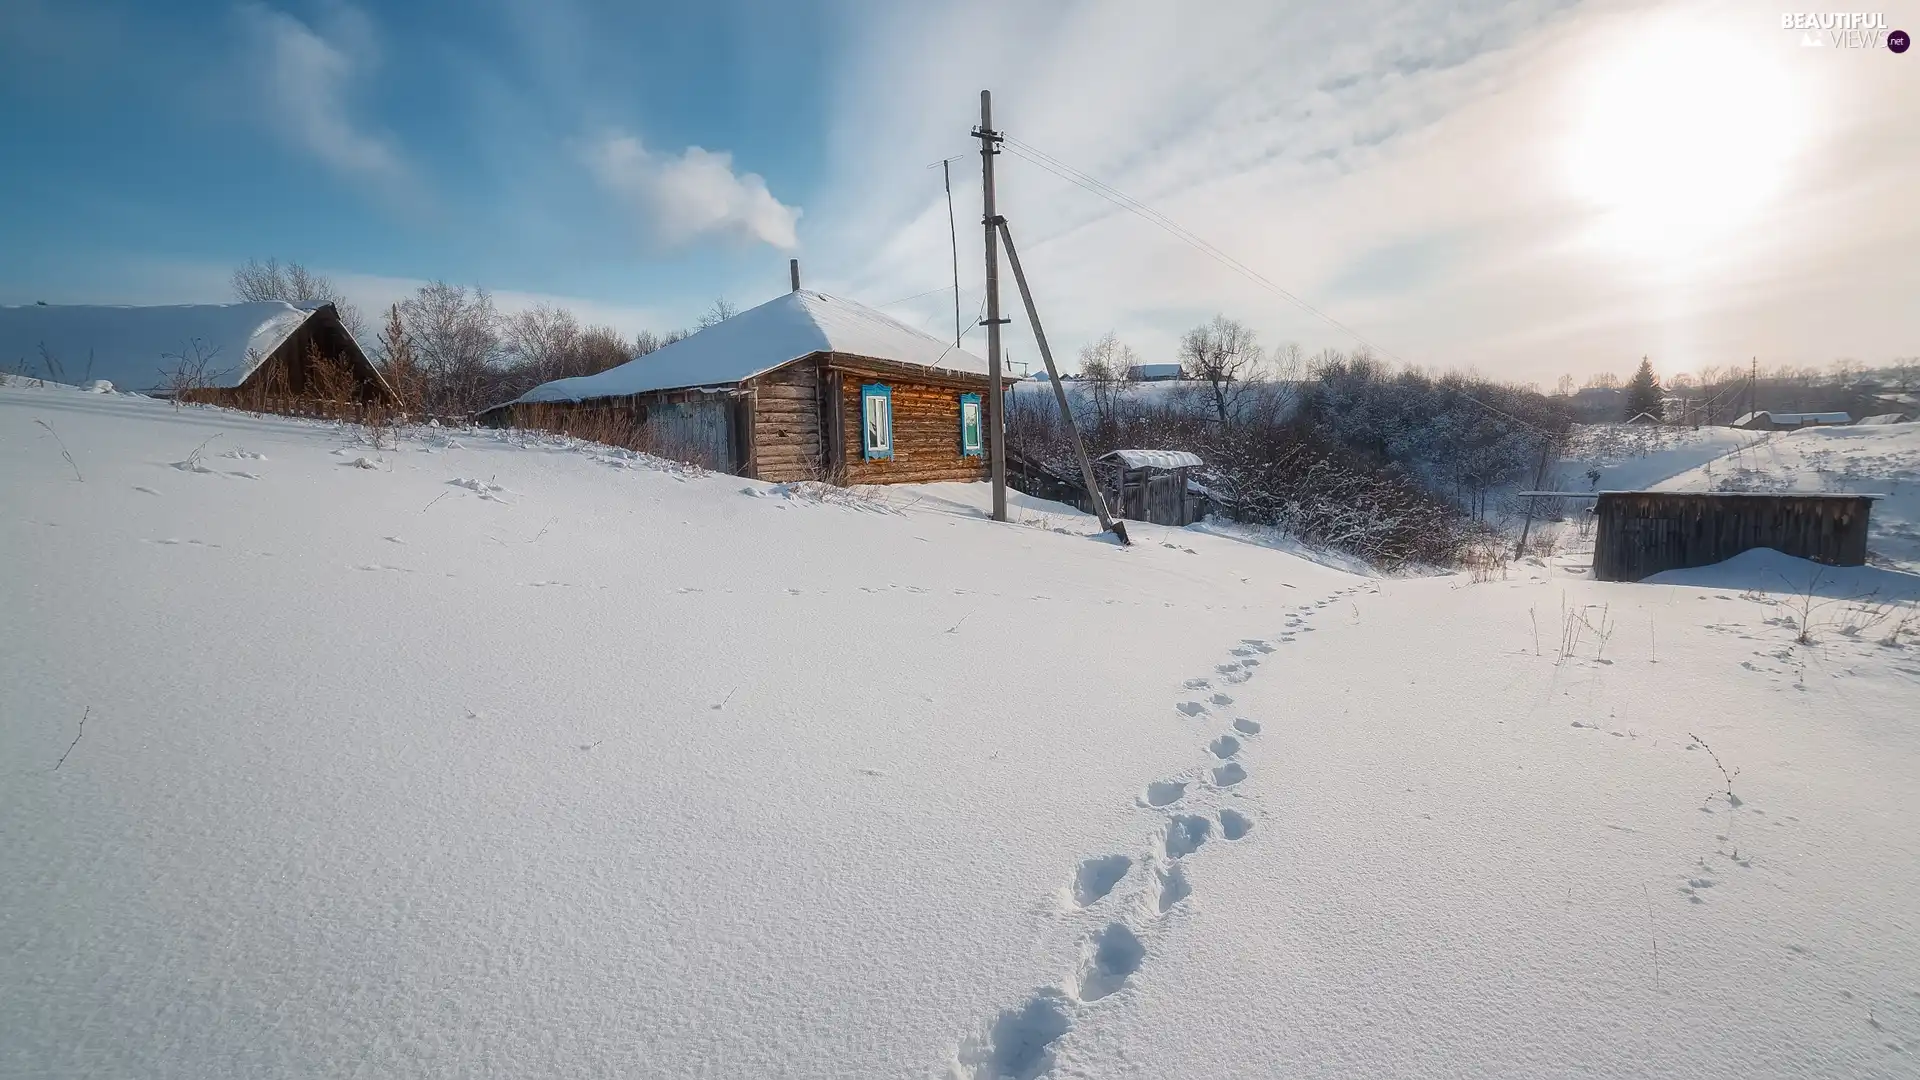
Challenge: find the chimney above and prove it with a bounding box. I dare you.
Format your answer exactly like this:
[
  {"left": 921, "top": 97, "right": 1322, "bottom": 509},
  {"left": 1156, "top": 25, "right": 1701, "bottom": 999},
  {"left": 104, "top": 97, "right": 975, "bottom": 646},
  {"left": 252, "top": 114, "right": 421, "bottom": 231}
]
[{"left": 789, "top": 259, "right": 801, "bottom": 293}]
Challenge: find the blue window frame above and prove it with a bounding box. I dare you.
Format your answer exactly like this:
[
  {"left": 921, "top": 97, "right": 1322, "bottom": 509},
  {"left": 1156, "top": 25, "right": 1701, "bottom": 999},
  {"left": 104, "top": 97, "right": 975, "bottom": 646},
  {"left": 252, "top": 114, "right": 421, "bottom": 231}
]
[
  {"left": 959, "top": 393, "right": 982, "bottom": 456},
  {"left": 861, "top": 384, "right": 893, "bottom": 460}
]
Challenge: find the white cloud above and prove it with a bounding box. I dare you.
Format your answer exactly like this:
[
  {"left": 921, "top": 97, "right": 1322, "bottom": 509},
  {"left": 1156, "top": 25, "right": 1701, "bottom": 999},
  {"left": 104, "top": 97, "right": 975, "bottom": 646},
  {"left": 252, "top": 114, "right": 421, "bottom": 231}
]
[
  {"left": 237, "top": 4, "right": 408, "bottom": 191},
  {"left": 582, "top": 132, "right": 801, "bottom": 251}
]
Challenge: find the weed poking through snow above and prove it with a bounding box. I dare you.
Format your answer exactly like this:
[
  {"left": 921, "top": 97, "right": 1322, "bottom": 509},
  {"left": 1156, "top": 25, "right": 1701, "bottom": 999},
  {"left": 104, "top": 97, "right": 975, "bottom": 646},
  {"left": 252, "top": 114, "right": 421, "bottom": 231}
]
[{"left": 33, "top": 419, "right": 82, "bottom": 481}]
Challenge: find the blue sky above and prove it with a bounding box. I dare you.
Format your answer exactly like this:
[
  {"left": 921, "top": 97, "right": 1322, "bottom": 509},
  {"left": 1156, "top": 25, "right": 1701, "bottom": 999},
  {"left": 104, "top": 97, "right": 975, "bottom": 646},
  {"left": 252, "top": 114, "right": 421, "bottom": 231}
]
[{"left": 4, "top": 0, "right": 1915, "bottom": 382}]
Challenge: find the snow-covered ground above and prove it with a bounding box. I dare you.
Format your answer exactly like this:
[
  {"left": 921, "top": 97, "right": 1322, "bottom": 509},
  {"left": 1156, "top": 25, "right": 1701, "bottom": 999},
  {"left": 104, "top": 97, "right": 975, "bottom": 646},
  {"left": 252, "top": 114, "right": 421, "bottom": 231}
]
[
  {"left": 1650, "top": 422, "right": 1920, "bottom": 571},
  {"left": 5, "top": 384, "right": 1919, "bottom": 1079},
  {"left": 1554, "top": 423, "right": 1765, "bottom": 494}
]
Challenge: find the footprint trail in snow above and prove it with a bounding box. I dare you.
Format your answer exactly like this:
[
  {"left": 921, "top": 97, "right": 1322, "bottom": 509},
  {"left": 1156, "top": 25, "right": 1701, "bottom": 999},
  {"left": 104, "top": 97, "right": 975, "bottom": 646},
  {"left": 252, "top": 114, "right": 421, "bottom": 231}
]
[{"left": 953, "top": 585, "right": 1370, "bottom": 1078}]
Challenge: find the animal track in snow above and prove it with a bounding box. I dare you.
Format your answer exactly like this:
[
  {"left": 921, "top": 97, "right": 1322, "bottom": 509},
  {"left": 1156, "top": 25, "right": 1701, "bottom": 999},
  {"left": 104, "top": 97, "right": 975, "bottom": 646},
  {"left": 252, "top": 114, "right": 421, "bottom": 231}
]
[
  {"left": 1233, "top": 718, "right": 1262, "bottom": 736},
  {"left": 1230, "top": 646, "right": 1255, "bottom": 657},
  {"left": 1175, "top": 701, "right": 1207, "bottom": 718},
  {"left": 1142, "top": 780, "right": 1188, "bottom": 808},
  {"left": 1208, "top": 735, "right": 1241, "bottom": 759},
  {"left": 1241, "top": 639, "right": 1275, "bottom": 654},
  {"left": 1212, "top": 762, "right": 1247, "bottom": 787},
  {"left": 1070, "top": 856, "right": 1132, "bottom": 908},
  {"left": 960, "top": 991, "right": 1073, "bottom": 1080},
  {"left": 1076, "top": 923, "right": 1145, "bottom": 1002},
  {"left": 1152, "top": 863, "right": 1191, "bottom": 913},
  {"left": 1182, "top": 678, "right": 1211, "bottom": 690},
  {"left": 1164, "top": 815, "right": 1211, "bottom": 858},
  {"left": 1208, "top": 692, "right": 1234, "bottom": 707},
  {"left": 1219, "top": 808, "right": 1254, "bottom": 841}
]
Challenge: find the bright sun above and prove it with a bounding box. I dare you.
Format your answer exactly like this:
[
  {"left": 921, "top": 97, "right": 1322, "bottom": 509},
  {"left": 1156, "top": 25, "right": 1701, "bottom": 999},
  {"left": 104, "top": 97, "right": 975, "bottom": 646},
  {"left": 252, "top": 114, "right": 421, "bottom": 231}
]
[{"left": 1564, "top": 17, "right": 1810, "bottom": 265}]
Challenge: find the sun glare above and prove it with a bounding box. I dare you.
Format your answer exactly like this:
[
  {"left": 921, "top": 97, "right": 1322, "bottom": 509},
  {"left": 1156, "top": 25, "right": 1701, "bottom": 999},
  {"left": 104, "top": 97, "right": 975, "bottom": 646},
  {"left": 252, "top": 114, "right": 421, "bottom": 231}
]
[{"left": 1564, "top": 18, "right": 1810, "bottom": 265}]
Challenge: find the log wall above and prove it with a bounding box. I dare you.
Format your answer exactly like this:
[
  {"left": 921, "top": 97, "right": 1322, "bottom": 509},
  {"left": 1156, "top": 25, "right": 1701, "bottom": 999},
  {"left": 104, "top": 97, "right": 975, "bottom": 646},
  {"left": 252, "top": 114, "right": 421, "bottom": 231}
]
[
  {"left": 834, "top": 367, "right": 989, "bottom": 486},
  {"left": 748, "top": 359, "right": 823, "bottom": 482}
]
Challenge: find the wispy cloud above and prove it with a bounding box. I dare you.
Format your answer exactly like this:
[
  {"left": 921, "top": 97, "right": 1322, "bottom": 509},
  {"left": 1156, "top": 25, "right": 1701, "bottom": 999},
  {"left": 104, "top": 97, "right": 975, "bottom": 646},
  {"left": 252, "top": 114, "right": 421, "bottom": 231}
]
[
  {"left": 809, "top": 0, "right": 1919, "bottom": 381},
  {"left": 236, "top": 3, "right": 409, "bottom": 193},
  {"left": 582, "top": 132, "right": 801, "bottom": 251}
]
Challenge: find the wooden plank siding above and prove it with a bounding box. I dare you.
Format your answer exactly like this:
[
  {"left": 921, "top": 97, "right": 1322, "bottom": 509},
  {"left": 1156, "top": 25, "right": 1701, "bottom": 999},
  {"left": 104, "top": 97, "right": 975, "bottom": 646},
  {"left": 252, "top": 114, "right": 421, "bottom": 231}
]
[
  {"left": 478, "top": 350, "right": 1006, "bottom": 486},
  {"left": 746, "top": 358, "right": 823, "bottom": 482},
  {"left": 1592, "top": 491, "right": 1873, "bottom": 582},
  {"left": 829, "top": 355, "right": 990, "bottom": 485}
]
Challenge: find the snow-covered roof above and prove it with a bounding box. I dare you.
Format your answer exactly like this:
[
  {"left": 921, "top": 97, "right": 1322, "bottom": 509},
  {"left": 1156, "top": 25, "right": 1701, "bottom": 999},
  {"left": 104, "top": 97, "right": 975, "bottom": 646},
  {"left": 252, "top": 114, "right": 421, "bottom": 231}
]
[
  {"left": 0, "top": 302, "right": 320, "bottom": 394},
  {"left": 1099, "top": 449, "right": 1204, "bottom": 470},
  {"left": 1855, "top": 413, "right": 1913, "bottom": 426},
  {"left": 503, "top": 290, "right": 993, "bottom": 408},
  {"left": 1733, "top": 410, "right": 1852, "bottom": 426}
]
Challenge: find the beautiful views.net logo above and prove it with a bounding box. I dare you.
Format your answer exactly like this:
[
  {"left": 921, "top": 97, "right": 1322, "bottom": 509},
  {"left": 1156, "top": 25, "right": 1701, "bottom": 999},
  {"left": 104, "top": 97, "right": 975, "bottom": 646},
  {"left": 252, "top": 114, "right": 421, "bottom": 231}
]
[{"left": 1781, "top": 12, "right": 1911, "bottom": 50}]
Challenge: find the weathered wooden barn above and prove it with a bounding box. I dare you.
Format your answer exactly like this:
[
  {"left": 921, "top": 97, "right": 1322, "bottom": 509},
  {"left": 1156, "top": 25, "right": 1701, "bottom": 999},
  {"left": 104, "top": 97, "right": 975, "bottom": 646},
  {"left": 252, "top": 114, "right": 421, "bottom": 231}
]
[
  {"left": 1592, "top": 491, "right": 1876, "bottom": 582},
  {"left": 478, "top": 283, "right": 1013, "bottom": 484},
  {"left": 0, "top": 301, "right": 392, "bottom": 409}
]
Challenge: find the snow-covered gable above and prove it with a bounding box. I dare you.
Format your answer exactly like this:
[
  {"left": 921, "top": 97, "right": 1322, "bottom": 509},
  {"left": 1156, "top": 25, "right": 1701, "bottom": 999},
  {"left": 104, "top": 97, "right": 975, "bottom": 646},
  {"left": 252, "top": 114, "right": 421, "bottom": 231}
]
[
  {"left": 0, "top": 302, "right": 316, "bottom": 394},
  {"left": 506, "top": 290, "right": 992, "bottom": 408}
]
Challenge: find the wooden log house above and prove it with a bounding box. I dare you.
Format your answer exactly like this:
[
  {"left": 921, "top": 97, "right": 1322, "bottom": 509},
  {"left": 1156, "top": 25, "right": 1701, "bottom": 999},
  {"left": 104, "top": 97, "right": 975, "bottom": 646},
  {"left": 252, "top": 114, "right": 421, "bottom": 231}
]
[
  {"left": 479, "top": 273, "right": 1015, "bottom": 484},
  {"left": 0, "top": 300, "right": 393, "bottom": 410}
]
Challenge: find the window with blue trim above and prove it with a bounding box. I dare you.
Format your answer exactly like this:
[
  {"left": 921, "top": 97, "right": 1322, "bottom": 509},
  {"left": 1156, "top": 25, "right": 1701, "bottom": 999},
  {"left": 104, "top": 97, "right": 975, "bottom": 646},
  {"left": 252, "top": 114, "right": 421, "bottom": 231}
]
[
  {"left": 959, "top": 393, "right": 982, "bottom": 456},
  {"left": 861, "top": 384, "right": 893, "bottom": 460}
]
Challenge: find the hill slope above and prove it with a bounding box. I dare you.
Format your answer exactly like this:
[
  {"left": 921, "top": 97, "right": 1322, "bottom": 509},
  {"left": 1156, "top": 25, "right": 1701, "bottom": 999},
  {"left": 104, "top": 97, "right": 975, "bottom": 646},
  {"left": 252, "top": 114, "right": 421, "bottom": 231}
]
[{"left": 4, "top": 386, "right": 1918, "bottom": 1079}]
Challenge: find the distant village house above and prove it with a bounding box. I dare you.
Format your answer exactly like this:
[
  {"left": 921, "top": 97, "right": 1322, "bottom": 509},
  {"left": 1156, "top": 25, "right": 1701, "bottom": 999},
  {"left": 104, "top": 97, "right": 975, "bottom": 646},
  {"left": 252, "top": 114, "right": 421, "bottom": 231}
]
[
  {"left": 1126, "top": 363, "right": 1185, "bottom": 382},
  {"left": 1731, "top": 410, "right": 1852, "bottom": 431}
]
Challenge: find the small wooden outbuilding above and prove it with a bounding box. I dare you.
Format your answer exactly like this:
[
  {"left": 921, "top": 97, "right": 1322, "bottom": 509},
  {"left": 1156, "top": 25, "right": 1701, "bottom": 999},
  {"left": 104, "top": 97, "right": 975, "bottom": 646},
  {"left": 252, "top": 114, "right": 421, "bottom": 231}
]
[
  {"left": 478, "top": 282, "right": 1013, "bottom": 484},
  {"left": 1096, "top": 449, "right": 1208, "bottom": 526},
  {"left": 0, "top": 301, "right": 392, "bottom": 409},
  {"left": 1592, "top": 490, "right": 1876, "bottom": 582}
]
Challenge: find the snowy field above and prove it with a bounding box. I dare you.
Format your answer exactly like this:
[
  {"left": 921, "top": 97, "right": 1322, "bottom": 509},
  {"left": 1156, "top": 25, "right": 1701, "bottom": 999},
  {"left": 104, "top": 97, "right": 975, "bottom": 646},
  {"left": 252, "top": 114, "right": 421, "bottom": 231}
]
[
  {"left": 1650, "top": 422, "right": 1920, "bottom": 571},
  {"left": 4, "top": 384, "right": 1919, "bottom": 1079}
]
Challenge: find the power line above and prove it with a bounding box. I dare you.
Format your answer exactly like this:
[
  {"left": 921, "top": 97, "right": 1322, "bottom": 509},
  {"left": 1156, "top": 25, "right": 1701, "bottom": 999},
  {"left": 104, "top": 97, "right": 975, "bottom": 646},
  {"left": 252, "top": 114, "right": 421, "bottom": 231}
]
[
  {"left": 1001, "top": 136, "right": 1398, "bottom": 364},
  {"left": 1000, "top": 136, "right": 1555, "bottom": 437},
  {"left": 875, "top": 284, "right": 956, "bottom": 308}
]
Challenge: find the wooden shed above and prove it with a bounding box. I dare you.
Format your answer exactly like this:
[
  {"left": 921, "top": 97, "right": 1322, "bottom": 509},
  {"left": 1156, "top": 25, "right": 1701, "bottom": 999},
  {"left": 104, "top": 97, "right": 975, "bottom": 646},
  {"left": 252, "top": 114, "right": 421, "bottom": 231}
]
[
  {"left": 477, "top": 284, "right": 1013, "bottom": 484},
  {"left": 1096, "top": 449, "right": 1208, "bottom": 526},
  {"left": 0, "top": 300, "right": 393, "bottom": 410},
  {"left": 1591, "top": 491, "right": 1876, "bottom": 582}
]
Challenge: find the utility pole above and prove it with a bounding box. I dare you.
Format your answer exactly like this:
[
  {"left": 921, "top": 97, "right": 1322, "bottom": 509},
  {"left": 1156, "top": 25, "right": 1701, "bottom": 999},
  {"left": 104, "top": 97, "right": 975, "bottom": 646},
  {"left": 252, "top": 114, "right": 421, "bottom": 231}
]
[
  {"left": 998, "top": 219, "right": 1128, "bottom": 544},
  {"left": 975, "top": 90, "right": 1008, "bottom": 522},
  {"left": 927, "top": 155, "right": 965, "bottom": 348},
  {"left": 943, "top": 159, "right": 961, "bottom": 348},
  {"left": 1749, "top": 356, "right": 1757, "bottom": 420}
]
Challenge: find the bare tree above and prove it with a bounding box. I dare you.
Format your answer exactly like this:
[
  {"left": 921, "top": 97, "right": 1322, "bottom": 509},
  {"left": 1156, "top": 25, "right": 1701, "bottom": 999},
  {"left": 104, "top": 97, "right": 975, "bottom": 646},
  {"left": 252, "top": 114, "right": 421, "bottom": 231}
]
[
  {"left": 695, "top": 298, "right": 738, "bottom": 330},
  {"left": 398, "top": 282, "right": 501, "bottom": 416},
  {"left": 232, "top": 257, "right": 364, "bottom": 340},
  {"left": 1178, "top": 314, "right": 1264, "bottom": 424},
  {"left": 1077, "top": 331, "right": 1138, "bottom": 430},
  {"left": 502, "top": 304, "right": 583, "bottom": 385}
]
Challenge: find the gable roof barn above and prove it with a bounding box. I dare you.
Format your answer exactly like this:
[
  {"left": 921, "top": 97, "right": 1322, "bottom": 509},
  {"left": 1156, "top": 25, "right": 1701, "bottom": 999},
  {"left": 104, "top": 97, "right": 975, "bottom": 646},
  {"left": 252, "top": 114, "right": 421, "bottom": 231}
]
[
  {"left": 0, "top": 301, "right": 390, "bottom": 402},
  {"left": 497, "top": 289, "right": 991, "bottom": 410}
]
